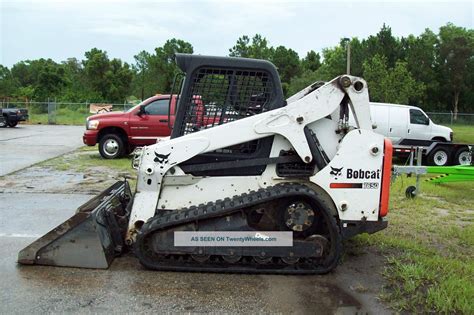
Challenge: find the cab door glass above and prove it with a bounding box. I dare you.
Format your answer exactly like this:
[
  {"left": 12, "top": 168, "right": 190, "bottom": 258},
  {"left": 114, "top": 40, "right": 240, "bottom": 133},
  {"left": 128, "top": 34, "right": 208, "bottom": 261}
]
[
  {"left": 410, "top": 109, "right": 429, "bottom": 125},
  {"left": 144, "top": 99, "right": 169, "bottom": 115}
]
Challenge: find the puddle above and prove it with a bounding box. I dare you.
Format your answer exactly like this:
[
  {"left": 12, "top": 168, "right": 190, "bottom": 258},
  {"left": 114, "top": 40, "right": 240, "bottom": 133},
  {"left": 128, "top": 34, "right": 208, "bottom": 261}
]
[{"left": 264, "top": 275, "right": 367, "bottom": 315}]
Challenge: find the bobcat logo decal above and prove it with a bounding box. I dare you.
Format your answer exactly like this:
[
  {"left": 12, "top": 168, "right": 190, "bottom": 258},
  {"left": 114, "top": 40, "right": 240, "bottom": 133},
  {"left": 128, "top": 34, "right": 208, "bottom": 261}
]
[
  {"left": 154, "top": 152, "right": 171, "bottom": 164},
  {"left": 330, "top": 166, "right": 343, "bottom": 177}
]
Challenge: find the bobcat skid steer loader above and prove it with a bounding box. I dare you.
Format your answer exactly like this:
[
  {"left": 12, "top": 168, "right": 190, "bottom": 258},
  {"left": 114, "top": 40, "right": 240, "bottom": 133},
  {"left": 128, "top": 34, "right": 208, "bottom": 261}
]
[{"left": 18, "top": 54, "right": 392, "bottom": 274}]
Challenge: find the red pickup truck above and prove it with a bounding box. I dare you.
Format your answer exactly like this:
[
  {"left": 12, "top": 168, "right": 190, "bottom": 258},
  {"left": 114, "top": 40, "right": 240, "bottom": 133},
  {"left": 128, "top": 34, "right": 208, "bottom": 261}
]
[
  {"left": 83, "top": 95, "right": 178, "bottom": 159},
  {"left": 83, "top": 94, "right": 218, "bottom": 159}
]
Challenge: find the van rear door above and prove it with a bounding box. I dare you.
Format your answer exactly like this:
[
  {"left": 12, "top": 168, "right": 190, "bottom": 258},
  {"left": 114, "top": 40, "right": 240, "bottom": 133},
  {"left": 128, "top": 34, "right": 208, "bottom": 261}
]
[
  {"left": 388, "top": 106, "right": 408, "bottom": 144},
  {"left": 370, "top": 105, "right": 389, "bottom": 136}
]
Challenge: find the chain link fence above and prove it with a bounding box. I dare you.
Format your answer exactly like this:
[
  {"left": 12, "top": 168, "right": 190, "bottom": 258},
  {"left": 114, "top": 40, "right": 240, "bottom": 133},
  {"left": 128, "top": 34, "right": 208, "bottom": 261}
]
[
  {"left": 1, "top": 101, "right": 135, "bottom": 125},
  {"left": 426, "top": 112, "right": 474, "bottom": 126}
]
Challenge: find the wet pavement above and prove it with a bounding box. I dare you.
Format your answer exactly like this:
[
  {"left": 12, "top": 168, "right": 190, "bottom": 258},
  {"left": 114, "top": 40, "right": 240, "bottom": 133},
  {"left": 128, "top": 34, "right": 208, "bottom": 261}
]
[
  {"left": 0, "top": 149, "right": 390, "bottom": 314},
  {"left": 0, "top": 125, "right": 84, "bottom": 176}
]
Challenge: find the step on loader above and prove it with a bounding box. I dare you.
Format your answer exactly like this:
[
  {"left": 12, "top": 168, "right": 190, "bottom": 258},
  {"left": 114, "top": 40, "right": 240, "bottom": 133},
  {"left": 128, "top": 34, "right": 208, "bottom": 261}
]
[{"left": 18, "top": 54, "right": 392, "bottom": 274}]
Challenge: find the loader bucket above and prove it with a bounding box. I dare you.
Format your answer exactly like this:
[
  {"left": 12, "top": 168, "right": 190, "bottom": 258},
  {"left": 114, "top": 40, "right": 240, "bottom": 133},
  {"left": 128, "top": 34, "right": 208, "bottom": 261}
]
[{"left": 18, "top": 180, "right": 132, "bottom": 269}]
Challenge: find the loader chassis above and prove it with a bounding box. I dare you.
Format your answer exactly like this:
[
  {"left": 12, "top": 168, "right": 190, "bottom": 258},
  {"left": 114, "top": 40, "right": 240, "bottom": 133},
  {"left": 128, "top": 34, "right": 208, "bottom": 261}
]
[
  {"left": 128, "top": 54, "right": 391, "bottom": 273},
  {"left": 18, "top": 54, "right": 391, "bottom": 273}
]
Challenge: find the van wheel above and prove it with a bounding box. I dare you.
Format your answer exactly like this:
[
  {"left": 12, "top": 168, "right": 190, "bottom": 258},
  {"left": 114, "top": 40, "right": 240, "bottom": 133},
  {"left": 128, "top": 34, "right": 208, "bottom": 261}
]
[
  {"left": 431, "top": 137, "right": 447, "bottom": 142},
  {"left": 454, "top": 148, "right": 471, "bottom": 165},
  {"left": 427, "top": 147, "right": 450, "bottom": 166},
  {"left": 99, "top": 134, "right": 125, "bottom": 159}
]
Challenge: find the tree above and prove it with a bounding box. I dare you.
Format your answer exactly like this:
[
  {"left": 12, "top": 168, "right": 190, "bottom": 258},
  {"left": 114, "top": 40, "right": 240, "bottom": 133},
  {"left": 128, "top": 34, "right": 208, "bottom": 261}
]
[
  {"left": 364, "top": 24, "right": 401, "bottom": 68},
  {"left": 34, "top": 62, "right": 67, "bottom": 101},
  {"left": 229, "top": 34, "right": 274, "bottom": 59},
  {"left": 132, "top": 50, "right": 151, "bottom": 100},
  {"left": 9, "top": 59, "right": 67, "bottom": 101},
  {"left": 287, "top": 64, "right": 335, "bottom": 96},
  {"left": 153, "top": 38, "right": 194, "bottom": 93},
  {"left": 60, "top": 57, "right": 100, "bottom": 102},
  {"left": 130, "top": 39, "right": 194, "bottom": 100},
  {"left": 11, "top": 61, "right": 35, "bottom": 87},
  {"left": 362, "top": 55, "right": 389, "bottom": 102},
  {"left": 0, "top": 65, "right": 17, "bottom": 98},
  {"left": 363, "top": 54, "right": 424, "bottom": 104},
  {"left": 82, "top": 48, "right": 133, "bottom": 102},
  {"left": 106, "top": 59, "right": 133, "bottom": 102},
  {"left": 157, "top": 38, "right": 193, "bottom": 63},
  {"left": 347, "top": 38, "right": 365, "bottom": 77},
  {"left": 438, "top": 23, "right": 474, "bottom": 118},
  {"left": 271, "top": 46, "right": 301, "bottom": 84},
  {"left": 302, "top": 50, "right": 321, "bottom": 72},
  {"left": 401, "top": 30, "right": 439, "bottom": 107},
  {"left": 319, "top": 46, "right": 346, "bottom": 79},
  {"left": 384, "top": 61, "right": 424, "bottom": 104},
  {"left": 83, "top": 48, "right": 111, "bottom": 100}
]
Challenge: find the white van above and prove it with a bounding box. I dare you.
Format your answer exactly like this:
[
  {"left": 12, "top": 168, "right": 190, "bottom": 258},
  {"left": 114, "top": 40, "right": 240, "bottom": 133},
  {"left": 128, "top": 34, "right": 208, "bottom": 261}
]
[
  {"left": 369, "top": 102, "right": 453, "bottom": 145},
  {"left": 364, "top": 103, "right": 472, "bottom": 166}
]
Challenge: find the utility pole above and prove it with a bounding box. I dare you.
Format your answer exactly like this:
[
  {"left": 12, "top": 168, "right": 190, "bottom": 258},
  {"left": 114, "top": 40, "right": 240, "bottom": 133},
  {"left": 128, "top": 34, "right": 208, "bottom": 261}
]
[
  {"left": 141, "top": 67, "right": 145, "bottom": 101},
  {"left": 346, "top": 41, "right": 351, "bottom": 75},
  {"left": 342, "top": 38, "right": 351, "bottom": 74}
]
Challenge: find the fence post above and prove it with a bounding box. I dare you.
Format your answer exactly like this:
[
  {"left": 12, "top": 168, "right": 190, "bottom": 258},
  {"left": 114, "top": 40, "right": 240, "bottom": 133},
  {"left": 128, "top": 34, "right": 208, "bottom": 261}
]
[
  {"left": 47, "top": 99, "right": 57, "bottom": 125},
  {"left": 450, "top": 111, "right": 453, "bottom": 125}
]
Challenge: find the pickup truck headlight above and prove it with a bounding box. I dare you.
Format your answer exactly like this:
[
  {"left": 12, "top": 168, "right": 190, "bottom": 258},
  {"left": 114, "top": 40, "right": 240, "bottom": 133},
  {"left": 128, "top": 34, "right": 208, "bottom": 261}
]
[{"left": 87, "top": 119, "right": 100, "bottom": 130}]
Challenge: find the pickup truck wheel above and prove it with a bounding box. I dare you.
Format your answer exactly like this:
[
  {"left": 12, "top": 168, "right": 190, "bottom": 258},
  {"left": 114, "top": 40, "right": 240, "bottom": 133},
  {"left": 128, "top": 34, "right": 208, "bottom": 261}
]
[
  {"left": 454, "top": 148, "right": 471, "bottom": 165},
  {"left": 0, "top": 118, "right": 6, "bottom": 128},
  {"left": 427, "top": 147, "right": 450, "bottom": 166},
  {"left": 99, "top": 134, "right": 125, "bottom": 159},
  {"left": 7, "top": 120, "right": 18, "bottom": 127}
]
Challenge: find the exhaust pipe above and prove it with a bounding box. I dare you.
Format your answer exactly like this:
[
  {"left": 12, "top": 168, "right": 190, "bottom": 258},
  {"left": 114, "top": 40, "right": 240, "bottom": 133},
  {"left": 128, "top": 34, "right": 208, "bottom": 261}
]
[{"left": 18, "top": 180, "right": 132, "bottom": 269}]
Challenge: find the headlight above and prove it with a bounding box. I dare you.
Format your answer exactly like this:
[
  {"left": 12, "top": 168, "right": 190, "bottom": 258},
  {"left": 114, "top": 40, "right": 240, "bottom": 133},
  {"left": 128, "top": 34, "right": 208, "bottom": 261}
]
[{"left": 87, "top": 119, "right": 100, "bottom": 130}]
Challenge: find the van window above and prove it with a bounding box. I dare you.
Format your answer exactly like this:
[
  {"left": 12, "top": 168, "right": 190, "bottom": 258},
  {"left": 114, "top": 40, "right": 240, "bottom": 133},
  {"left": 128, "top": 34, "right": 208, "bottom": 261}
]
[
  {"left": 145, "top": 99, "right": 169, "bottom": 115},
  {"left": 410, "top": 109, "right": 429, "bottom": 125}
]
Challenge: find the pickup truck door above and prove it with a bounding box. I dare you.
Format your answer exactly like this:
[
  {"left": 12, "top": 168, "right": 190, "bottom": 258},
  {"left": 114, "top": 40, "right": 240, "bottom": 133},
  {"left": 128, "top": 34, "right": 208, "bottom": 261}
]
[{"left": 128, "top": 98, "right": 172, "bottom": 146}]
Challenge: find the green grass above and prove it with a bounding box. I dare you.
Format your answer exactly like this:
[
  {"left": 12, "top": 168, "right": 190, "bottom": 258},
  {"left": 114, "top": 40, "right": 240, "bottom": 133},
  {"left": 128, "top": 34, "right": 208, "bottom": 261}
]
[
  {"left": 28, "top": 107, "right": 90, "bottom": 125},
  {"left": 355, "top": 176, "right": 474, "bottom": 313},
  {"left": 451, "top": 125, "right": 474, "bottom": 144}
]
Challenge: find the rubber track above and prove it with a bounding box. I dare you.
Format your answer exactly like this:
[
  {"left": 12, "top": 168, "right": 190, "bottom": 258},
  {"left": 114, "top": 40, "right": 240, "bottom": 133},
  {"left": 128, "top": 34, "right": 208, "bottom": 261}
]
[{"left": 135, "top": 183, "right": 342, "bottom": 274}]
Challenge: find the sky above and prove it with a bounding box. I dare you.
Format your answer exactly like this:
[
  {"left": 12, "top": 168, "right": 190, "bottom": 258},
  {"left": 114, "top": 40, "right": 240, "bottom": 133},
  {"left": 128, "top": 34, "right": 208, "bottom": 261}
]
[{"left": 0, "top": 0, "right": 472, "bottom": 68}]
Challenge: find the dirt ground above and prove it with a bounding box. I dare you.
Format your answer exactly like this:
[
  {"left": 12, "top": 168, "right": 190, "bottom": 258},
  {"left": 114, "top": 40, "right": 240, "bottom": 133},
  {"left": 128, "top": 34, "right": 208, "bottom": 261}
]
[{"left": 0, "top": 151, "right": 391, "bottom": 314}]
